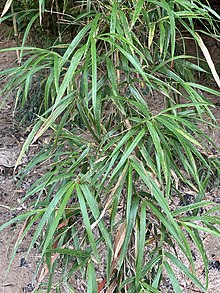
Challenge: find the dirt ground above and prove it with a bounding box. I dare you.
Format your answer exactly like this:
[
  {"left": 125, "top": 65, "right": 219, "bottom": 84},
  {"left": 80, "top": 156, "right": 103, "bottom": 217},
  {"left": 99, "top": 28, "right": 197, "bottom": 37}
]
[
  {"left": 0, "top": 39, "right": 38, "bottom": 293},
  {"left": 0, "top": 35, "right": 219, "bottom": 292}
]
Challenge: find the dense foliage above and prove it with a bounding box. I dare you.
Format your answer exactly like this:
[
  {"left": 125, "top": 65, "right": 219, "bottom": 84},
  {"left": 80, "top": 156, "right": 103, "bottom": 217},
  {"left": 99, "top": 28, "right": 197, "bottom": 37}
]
[{"left": 0, "top": 0, "right": 220, "bottom": 292}]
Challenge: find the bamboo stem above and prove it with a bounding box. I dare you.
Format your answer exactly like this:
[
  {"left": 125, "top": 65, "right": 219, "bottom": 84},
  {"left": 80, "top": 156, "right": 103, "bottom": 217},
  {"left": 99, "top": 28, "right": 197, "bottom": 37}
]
[{"left": 11, "top": 3, "right": 20, "bottom": 64}]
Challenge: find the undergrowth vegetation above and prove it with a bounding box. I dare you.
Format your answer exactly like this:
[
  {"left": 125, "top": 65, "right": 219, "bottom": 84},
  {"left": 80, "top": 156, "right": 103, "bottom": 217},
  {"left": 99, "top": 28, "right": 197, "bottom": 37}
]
[{"left": 0, "top": 0, "right": 220, "bottom": 292}]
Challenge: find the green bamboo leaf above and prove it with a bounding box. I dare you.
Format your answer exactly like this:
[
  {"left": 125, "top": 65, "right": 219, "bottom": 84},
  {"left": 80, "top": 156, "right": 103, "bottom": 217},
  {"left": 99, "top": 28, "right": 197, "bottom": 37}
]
[
  {"left": 118, "top": 10, "right": 132, "bottom": 44},
  {"left": 148, "top": 22, "right": 156, "bottom": 49},
  {"left": 110, "top": 2, "right": 118, "bottom": 39},
  {"left": 20, "top": 12, "right": 39, "bottom": 59},
  {"left": 111, "top": 127, "right": 146, "bottom": 178},
  {"left": 60, "top": 23, "right": 92, "bottom": 67},
  {"left": 156, "top": 116, "right": 202, "bottom": 147},
  {"left": 0, "top": 209, "right": 44, "bottom": 232},
  {"left": 91, "top": 38, "right": 98, "bottom": 119},
  {"left": 48, "top": 248, "right": 90, "bottom": 258},
  {"left": 6, "top": 211, "right": 45, "bottom": 274},
  {"left": 146, "top": 120, "right": 165, "bottom": 177},
  {"left": 76, "top": 100, "right": 100, "bottom": 141},
  {"left": 76, "top": 183, "right": 100, "bottom": 261},
  {"left": 164, "top": 261, "right": 182, "bottom": 293},
  {"left": 135, "top": 200, "right": 147, "bottom": 286},
  {"left": 172, "top": 201, "right": 214, "bottom": 216},
  {"left": 126, "top": 165, "right": 133, "bottom": 224},
  {"left": 44, "top": 72, "right": 55, "bottom": 111},
  {"left": 79, "top": 184, "right": 113, "bottom": 250},
  {"left": 42, "top": 184, "right": 75, "bottom": 254},
  {"left": 34, "top": 93, "right": 75, "bottom": 141},
  {"left": 186, "top": 82, "right": 220, "bottom": 96},
  {"left": 165, "top": 252, "right": 206, "bottom": 292},
  {"left": 161, "top": 0, "right": 176, "bottom": 57},
  {"left": 152, "top": 265, "right": 163, "bottom": 288},
  {"left": 159, "top": 21, "right": 165, "bottom": 56},
  {"left": 129, "top": 86, "right": 150, "bottom": 116},
  {"left": 53, "top": 54, "right": 60, "bottom": 94},
  {"left": 131, "top": 0, "right": 144, "bottom": 29},
  {"left": 141, "top": 254, "right": 162, "bottom": 276},
  {"left": 140, "top": 283, "right": 161, "bottom": 292},
  {"left": 130, "top": 157, "right": 194, "bottom": 264},
  {"left": 185, "top": 227, "right": 209, "bottom": 290},
  {"left": 146, "top": 200, "right": 183, "bottom": 249},
  {"left": 201, "top": 3, "right": 220, "bottom": 20},
  {"left": 27, "top": 181, "right": 73, "bottom": 254},
  {"left": 87, "top": 262, "right": 98, "bottom": 293},
  {"left": 55, "top": 47, "right": 85, "bottom": 107},
  {"left": 106, "top": 57, "right": 118, "bottom": 96},
  {"left": 180, "top": 221, "right": 220, "bottom": 237}
]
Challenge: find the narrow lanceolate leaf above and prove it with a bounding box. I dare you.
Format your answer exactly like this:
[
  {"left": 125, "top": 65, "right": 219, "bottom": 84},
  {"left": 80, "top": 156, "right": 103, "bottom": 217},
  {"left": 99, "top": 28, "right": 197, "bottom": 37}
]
[
  {"left": 135, "top": 200, "right": 147, "bottom": 286},
  {"left": 165, "top": 252, "right": 206, "bottom": 292},
  {"left": 156, "top": 116, "right": 202, "bottom": 147},
  {"left": 87, "top": 262, "right": 98, "bottom": 293},
  {"left": 27, "top": 181, "right": 73, "bottom": 254},
  {"left": 113, "top": 222, "right": 126, "bottom": 262},
  {"left": 179, "top": 221, "right": 220, "bottom": 237},
  {"left": 161, "top": 0, "right": 176, "bottom": 57},
  {"left": 89, "top": 14, "right": 101, "bottom": 124},
  {"left": 106, "top": 57, "right": 118, "bottom": 96},
  {"left": 164, "top": 261, "right": 182, "bottom": 293},
  {"left": 15, "top": 119, "right": 43, "bottom": 168},
  {"left": 34, "top": 93, "right": 74, "bottom": 141},
  {"left": 196, "top": 33, "right": 220, "bottom": 88},
  {"left": 111, "top": 127, "right": 146, "bottom": 178},
  {"left": 118, "top": 195, "right": 139, "bottom": 270},
  {"left": 131, "top": 0, "right": 144, "bottom": 28},
  {"left": 1, "top": 0, "right": 12, "bottom": 17},
  {"left": 42, "top": 184, "right": 75, "bottom": 254},
  {"left": 76, "top": 183, "right": 100, "bottom": 261},
  {"left": 53, "top": 54, "right": 60, "bottom": 94},
  {"left": 184, "top": 227, "right": 209, "bottom": 290},
  {"left": 0, "top": 209, "right": 44, "bottom": 232},
  {"left": 110, "top": 2, "right": 118, "bottom": 38},
  {"left": 47, "top": 248, "right": 90, "bottom": 258},
  {"left": 55, "top": 46, "right": 85, "bottom": 107},
  {"left": 148, "top": 22, "right": 156, "bottom": 49},
  {"left": 60, "top": 23, "right": 92, "bottom": 67},
  {"left": 79, "top": 184, "right": 113, "bottom": 251},
  {"left": 91, "top": 38, "right": 98, "bottom": 120},
  {"left": 172, "top": 201, "right": 214, "bottom": 216},
  {"left": 20, "top": 13, "right": 39, "bottom": 59},
  {"left": 130, "top": 156, "right": 192, "bottom": 258}
]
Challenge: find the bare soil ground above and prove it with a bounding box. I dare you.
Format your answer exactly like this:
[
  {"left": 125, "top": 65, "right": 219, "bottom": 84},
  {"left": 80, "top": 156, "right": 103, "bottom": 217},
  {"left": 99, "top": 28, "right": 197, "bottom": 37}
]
[
  {"left": 0, "top": 33, "right": 219, "bottom": 292},
  {"left": 0, "top": 41, "right": 35, "bottom": 293}
]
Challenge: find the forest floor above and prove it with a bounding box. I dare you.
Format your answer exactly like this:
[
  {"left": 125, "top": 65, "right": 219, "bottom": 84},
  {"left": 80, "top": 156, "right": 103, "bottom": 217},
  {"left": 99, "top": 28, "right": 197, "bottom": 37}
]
[{"left": 0, "top": 32, "right": 220, "bottom": 292}]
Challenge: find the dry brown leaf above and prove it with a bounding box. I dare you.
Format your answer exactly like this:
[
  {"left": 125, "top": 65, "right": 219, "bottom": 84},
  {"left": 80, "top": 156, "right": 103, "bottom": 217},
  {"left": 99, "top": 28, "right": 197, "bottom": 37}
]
[
  {"left": 113, "top": 222, "right": 126, "bottom": 260},
  {"left": 106, "top": 278, "right": 118, "bottom": 293},
  {"left": 98, "top": 278, "right": 106, "bottom": 293},
  {"left": 14, "top": 217, "right": 29, "bottom": 249},
  {"left": 1, "top": 0, "right": 13, "bottom": 18},
  {"left": 196, "top": 33, "right": 220, "bottom": 88}
]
